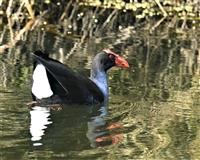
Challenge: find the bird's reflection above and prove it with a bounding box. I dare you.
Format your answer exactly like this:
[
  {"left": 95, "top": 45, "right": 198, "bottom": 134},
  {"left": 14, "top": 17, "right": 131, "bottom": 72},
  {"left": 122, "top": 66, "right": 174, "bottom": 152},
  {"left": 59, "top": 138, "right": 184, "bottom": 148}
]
[
  {"left": 29, "top": 106, "right": 52, "bottom": 146},
  {"left": 87, "top": 108, "right": 123, "bottom": 147},
  {"left": 29, "top": 104, "right": 123, "bottom": 149},
  {"left": 86, "top": 106, "right": 107, "bottom": 148}
]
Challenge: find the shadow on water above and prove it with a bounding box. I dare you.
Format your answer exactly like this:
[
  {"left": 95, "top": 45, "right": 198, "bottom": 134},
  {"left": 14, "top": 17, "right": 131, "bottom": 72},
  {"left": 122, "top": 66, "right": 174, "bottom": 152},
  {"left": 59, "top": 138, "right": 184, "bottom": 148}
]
[{"left": 0, "top": 25, "right": 200, "bottom": 159}]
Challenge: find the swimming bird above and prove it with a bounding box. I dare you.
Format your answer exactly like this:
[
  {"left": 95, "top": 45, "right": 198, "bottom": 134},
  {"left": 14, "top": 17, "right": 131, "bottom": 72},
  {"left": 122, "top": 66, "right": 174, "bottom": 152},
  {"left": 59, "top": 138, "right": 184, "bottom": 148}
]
[{"left": 31, "top": 49, "right": 129, "bottom": 105}]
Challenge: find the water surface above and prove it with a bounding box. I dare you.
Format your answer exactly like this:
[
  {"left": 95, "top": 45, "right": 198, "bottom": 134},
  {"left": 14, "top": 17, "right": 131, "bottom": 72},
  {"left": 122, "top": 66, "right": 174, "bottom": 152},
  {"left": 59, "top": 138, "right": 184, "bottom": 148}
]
[{"left": 0, "top": 27, "right": 200, "bottom": 160}]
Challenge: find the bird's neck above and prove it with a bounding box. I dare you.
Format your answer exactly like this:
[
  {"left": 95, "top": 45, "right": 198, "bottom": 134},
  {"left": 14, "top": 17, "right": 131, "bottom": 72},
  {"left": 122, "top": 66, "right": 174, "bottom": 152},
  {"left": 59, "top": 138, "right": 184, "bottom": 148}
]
[{"left": 90, "top": 64, "right": 109, "bottom": 98}]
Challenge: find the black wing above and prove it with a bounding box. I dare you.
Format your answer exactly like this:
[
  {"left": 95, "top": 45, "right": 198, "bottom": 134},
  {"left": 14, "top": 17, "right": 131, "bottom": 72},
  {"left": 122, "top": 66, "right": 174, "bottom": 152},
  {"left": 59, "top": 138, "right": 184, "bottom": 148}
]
[{"left": 33, "top": 51, "right": 104, "bottom": 104}]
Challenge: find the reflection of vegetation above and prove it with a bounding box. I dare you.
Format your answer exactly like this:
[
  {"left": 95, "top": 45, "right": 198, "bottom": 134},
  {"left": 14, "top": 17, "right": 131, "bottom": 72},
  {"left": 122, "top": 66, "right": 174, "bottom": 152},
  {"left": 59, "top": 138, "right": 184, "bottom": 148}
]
[
  {"left": 0, "top": 0, "right": 199, "bottom": 52},
  {"left": 0, "top": 24, "right": 200, "bottom": 159},
  {"left": 110, "top": 27, "right": 200, "bottom": 102}
]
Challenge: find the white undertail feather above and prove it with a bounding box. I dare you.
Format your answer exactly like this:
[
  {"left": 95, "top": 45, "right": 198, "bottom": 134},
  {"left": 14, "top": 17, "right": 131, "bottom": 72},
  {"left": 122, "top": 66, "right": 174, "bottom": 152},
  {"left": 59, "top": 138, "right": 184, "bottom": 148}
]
[{"left": 32, "top": 64, "right": 53, "bottom": 99}]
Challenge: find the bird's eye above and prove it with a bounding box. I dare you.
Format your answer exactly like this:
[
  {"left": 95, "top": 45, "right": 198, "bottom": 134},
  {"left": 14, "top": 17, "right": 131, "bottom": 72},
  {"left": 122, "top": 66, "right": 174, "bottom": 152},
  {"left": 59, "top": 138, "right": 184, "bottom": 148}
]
[{"left": 108, "top": 54, "right": 114, "bottom": 59}]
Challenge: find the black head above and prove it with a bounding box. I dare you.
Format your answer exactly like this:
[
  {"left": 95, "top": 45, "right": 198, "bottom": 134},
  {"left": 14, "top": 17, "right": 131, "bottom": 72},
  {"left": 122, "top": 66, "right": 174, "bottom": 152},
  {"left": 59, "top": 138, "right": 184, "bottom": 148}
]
[{"left": 93, "top": 49, "right": 129, "bottom": 72}]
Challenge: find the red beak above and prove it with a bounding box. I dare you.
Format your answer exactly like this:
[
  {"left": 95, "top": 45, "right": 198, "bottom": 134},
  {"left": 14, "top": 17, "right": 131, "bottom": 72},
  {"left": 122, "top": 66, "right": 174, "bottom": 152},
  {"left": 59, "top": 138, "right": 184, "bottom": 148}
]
[{"left": 115, "top": 55, "right": 129, "bottom": 68}]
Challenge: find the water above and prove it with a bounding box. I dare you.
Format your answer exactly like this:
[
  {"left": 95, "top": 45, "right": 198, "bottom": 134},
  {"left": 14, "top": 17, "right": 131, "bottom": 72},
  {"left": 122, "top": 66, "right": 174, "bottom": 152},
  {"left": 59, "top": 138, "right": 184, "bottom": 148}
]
[{"left": 0, "top": 27, "right": 200, "bottom": 160}]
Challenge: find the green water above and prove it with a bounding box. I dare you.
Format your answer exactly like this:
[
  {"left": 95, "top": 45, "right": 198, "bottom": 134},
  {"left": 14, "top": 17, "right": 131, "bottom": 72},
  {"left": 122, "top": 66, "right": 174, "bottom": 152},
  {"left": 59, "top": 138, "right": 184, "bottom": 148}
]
[{"left": 0, "top": 27, "right": 200, "bottom": 160}]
